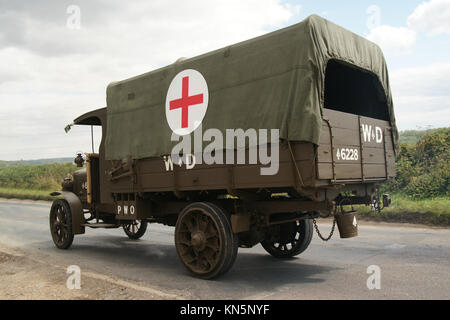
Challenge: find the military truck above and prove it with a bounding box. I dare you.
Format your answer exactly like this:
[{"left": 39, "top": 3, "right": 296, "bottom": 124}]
[{"left": 50, "top": 15, "right": 397, "bottom": 279}]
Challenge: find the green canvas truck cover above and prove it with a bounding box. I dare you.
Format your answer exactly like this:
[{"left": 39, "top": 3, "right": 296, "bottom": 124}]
[{"left": 105, "top": 14, "right": 398, "bottom": 160}]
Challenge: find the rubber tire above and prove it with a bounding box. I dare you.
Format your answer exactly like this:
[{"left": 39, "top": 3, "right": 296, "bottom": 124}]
[
  {"left": 261, "top": 219, "right": 313, "bottom": 259},
  {"left": 175, "top": 202, "right": 238, "bottom": 279},
  {"left": 123, "top": 220, "right": 148, "bottom": 240},
  {"left": 49, "top": 199, "right": 74, "bottom": 249},
  {"left": 206, "top": 203, "right": 239, "bottom": 277}
]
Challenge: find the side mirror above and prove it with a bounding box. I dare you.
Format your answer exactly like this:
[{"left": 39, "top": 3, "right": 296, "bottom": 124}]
[{"left": 64, "top": 123, "right": 74, "bottom": 133}]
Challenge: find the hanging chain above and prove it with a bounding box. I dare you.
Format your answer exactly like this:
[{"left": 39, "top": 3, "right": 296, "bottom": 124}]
[{"left": 313, "top": 217, "right": 336, "bottom": 242}]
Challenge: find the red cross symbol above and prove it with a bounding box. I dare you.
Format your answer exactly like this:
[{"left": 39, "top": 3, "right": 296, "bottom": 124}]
[{"left": 169, "top": 76, "right": 204, "bottom": 128}]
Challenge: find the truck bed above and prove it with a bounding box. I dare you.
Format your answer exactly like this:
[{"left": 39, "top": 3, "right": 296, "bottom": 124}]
[{"left": 105, "top": 109, "right": 395, "bottom": 197}]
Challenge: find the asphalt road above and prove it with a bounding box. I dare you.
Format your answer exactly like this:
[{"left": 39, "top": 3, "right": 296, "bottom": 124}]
[{"left": 0, "top": 199, "right": 449, "bottom": 300}]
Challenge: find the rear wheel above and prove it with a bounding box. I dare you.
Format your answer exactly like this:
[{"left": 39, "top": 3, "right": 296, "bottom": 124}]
[
  {"left": 123, "top": 220, "right": 148, "bottom": 239},
  {"left": 175, "top": 202, "right": 238, "bottom": 279},
  {"left": 261, "top": 219, "right": 313, "bottom": 258},
  {"left": 49, "top": 199, "right": 74, "bottom": 249}
]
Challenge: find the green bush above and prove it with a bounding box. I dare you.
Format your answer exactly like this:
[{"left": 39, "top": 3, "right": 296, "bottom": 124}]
[
  {"left": 0, "top": 163, "right": 78, "bottom": 191},
  {"left": 404, "top": 173, "right": 444, "bottom": 199},
  {"left": 385, "top": 128, "right": 449, "bottom": 200}
]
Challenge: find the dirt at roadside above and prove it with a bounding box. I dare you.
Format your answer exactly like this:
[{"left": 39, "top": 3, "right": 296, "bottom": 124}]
[{"left": 0, "top": 246, "right": 182, "bottom": 300}]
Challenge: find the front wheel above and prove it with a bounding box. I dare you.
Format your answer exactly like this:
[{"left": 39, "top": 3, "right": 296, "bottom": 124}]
[
  {"left": 122, "top": 220, "right": 148, "bottom": 239},
  {"left": 49, "top": 199, "right": 74, "bottom": 249},
  {"left": 175, "top": 202, "right": 238, "bottom": 279},
  {"left": 261, "top": 219, "right": 313, "bottom": 258}
]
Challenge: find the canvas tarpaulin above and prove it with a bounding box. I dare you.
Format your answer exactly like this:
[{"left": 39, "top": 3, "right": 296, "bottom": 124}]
[{"left": 105, "top": 14, "right": 398, "bottom": 160}]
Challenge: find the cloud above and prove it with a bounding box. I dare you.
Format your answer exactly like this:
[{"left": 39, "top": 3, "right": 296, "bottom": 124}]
[
  {"left": 366, "top": 25, "right": 417, "bottom": 57},
  {"left": 390, "top": 63, "right": 450, "bottom": 130},
  {"left": 407, "top": 0, "right": 450, "bottom": 36},
  {"left": 0, "top": 0, "right": 300, "bottom": 160},
  {"left": 366, "top": 0, "right": 450, "bottom": 57},
  {"left": 390, "top": 62, "right": 450, "bottom": 96},
  {"left": 0, "top": 0, "right": 298, "bottom": 59}
]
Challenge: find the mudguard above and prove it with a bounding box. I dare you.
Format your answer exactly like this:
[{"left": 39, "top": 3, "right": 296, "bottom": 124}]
[{"left": 50, "top": 191, "right": 85, "bottom": 235}]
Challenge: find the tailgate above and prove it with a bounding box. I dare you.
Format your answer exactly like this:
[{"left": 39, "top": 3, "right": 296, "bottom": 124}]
[{"left": 316, "top": 108, "right": 396, "bottom": 182}]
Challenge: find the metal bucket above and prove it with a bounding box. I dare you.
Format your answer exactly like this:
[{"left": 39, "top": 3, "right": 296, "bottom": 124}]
[{"left": 335, "top": 211, "right": 358, "bottom": 238}]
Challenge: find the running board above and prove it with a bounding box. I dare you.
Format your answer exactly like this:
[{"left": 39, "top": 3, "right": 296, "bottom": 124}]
[{"left": 82, "top": 223, "right": 120, "bottom": 229}]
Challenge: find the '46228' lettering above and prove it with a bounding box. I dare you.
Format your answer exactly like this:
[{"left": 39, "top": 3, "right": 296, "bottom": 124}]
[{"left": 336, "top": 148, "right": 359, "bottom": 161}]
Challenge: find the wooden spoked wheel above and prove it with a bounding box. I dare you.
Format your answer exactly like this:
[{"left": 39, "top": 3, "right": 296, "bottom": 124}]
[
  {"left": 49, "top": 199, "right": 74, "bottom": 249},
  {"left": 175, "top": 202, "right": 238, "bottom": 279}
]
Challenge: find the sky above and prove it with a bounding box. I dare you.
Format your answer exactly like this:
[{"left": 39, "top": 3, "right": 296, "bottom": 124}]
[{"left": 0, "top": 0, "right": 449, "bottom": 160}]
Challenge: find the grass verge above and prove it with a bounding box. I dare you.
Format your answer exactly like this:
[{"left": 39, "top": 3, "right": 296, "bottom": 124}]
[
  {"left": 0, "top": 188, "right": 56, "bottom": 201},
  {"left": 356, "top": 194, "right": 450, "bottom": 226}
]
